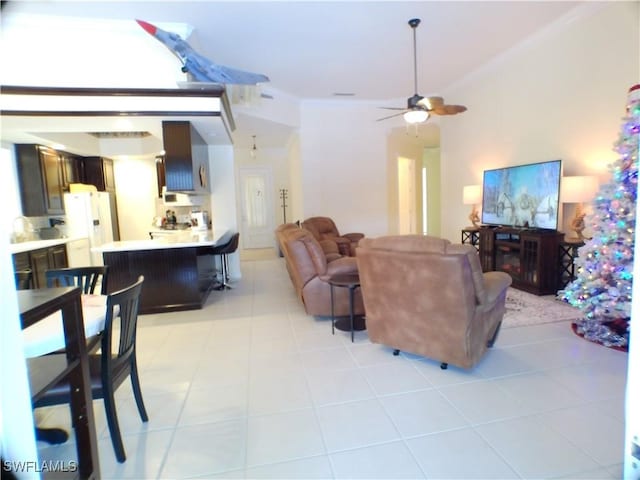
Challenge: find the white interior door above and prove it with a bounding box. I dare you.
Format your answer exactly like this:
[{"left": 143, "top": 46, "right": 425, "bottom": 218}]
[
  {"left": 239, "top": 167, "right": 275, "bottom": 249},
  {"left": 398, "top": 156, "right": 416, "bottom": 234}
]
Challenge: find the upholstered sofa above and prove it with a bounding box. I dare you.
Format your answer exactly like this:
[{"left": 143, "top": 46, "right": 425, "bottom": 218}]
[
  {"left": 356, "top": 235, "right": 512, "bottom": 369},
  {"left": 301, "top": 216, "right": 364, "bottom": 256},
  {"left": 275, "top": 223, "right": 364, "bottom": 317}
]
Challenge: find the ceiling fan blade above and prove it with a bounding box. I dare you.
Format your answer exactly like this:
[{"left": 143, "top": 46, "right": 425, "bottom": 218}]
[
  {"left": 431, "top": 105, "right": 468, "bottom": 115},
  {"left": 379, "top": 107, "right": 407, "bottom": 111},
  {"left": 417, "top": 96, "right": 444, "bottom": 109},
  {"left": 376, "top": 111, "right": 408, "bottom": 122}
]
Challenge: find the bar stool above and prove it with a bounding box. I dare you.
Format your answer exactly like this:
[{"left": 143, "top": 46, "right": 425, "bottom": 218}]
[{"left": 210, "top": 232, "right": 240, "bottom": 290}]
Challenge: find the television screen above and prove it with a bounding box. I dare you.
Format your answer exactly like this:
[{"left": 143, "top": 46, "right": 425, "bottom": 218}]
[{"left": 481, "top": 159, "right": 562, "bottom": 229}]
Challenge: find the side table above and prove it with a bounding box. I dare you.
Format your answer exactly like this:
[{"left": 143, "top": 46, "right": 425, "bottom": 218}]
[
  {"left": 559, "top": 239, "right": 584, "bottom": 289},
  {"left": 461, "top": 228, "right": 480, "bottom": 251},
  {"left": 329, "top": 272, "right": 365, "bottom": 342}
]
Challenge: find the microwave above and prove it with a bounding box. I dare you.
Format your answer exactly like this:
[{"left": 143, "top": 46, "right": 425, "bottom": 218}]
[{"left": 161, "top": 186, "right": 202, "bottom": 206}]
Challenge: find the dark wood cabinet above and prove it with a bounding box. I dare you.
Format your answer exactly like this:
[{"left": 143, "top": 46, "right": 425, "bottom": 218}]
[
  {"left": 60, "top": 154, "right": 83, "bottom": 191},
  {"left": 41, "top": 148, "right": 64, "bottom": 213},
  {"left": 13, "top": 251, "right": 32, "bottom": 289},
  {"left": 104, "top": 246, "right": 215, "bottom": 314},
  {"left": 49, "top": 244, "right": 68, "bottom": 269},
  {"left": 15, "top": 145, "right": 120, "bottom": 241},
  {"left": 156, "top": 157, "right": 166, "bottom": 197},
  {"left": 13, "top": 252, "right": 30, "bottom": 272},
  {"left": 15, "top": 144, "right": 65, "bottom": 215},
  {"left": 479, "top": 227, "right": 564, "bottom": 295},
  {"left": 162, "top": 121, "right": 210, "bottom": 192},
  {"left": 29, "top": 248, "right": 50, "bottom": 289},
  {"left": 14, "top": 245, "right": 69, "bottom": 289},
  {"left": 83, "top": 157, "right": 115, "bottom": 192}
]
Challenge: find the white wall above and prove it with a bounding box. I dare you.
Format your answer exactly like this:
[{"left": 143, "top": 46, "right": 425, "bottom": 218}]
[
  {"left": 235, "top": 145, "right": 291, "bottom": 225},
  {"left": 209, "top": 145, "right": 241, "bottom": 278},
  {"left": 0, "top": 149, "right": 37, "bottom": 476},
  {"left": 0, "top": 14, "right": 187, "bottom": 88},
  {"left": 287, "top": 134, "right": 304, "bottom": 224},
  {"left": 113, "top": 158, "right": 159, "bottom": 240},
  {"left": 2, "top": 146, "right": 23, "bottom": 222},
  {"left": 439, "top": 2, "right": 640, "bottom": 243},
  {"left": 0, "top": 234, "right": 38, "bottom": 479},
  {"left": 299, "top": 100, "right": 391, "bottom": 237}
]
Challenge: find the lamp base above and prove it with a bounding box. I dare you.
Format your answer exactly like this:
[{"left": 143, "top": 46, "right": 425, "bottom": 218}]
[
  {"left": 468, "top": 205, "right": 480, "bottom": 229},
  {"left": 564, "top": 236, "right": 586, "bottom": 244}
]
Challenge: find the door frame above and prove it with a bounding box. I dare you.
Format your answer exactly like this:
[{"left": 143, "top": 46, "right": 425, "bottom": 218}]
[
  {"left": 237, "top": 166, "right": 276, "bottom": 249},
  {"left": 397, "top": 156, "right": 417, "bottom": 235}
]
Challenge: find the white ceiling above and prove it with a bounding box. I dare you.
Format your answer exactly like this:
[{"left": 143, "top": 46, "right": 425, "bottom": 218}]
[{"left": 1, "top": 1, "right": 585, "bottom": 152}]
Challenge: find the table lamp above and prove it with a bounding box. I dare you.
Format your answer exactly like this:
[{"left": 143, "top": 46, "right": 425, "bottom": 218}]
[
  {"left": 463, "top": 185, "right": 482, "bottom": 229},
  {"left": 561, "top": 175, "right": 599, "bottom": 241}
]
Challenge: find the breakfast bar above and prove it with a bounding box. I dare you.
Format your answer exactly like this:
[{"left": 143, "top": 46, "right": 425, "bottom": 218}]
[{"left": 95, "top": 229, "right": 232, "bottom": 314}]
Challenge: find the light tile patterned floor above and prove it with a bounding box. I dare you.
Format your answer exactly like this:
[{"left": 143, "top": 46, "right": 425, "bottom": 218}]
[{"left": 36, "top": 258, "right": 628, "bottom": 479}]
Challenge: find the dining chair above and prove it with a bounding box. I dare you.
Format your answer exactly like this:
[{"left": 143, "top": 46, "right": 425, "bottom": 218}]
[
  {"left": 46, "top": 266, "right": 110, "bottom": 353},
  {"left": 30, "top": 275, "right": 148, "bottom": 463},
  {"left": 46, "top": 266, "right": 109, "bottom": 295}
]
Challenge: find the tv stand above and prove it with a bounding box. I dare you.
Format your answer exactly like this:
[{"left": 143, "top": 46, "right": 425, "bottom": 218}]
[{"left": 479, "top": 226, "right": 564, "bottom": 295}]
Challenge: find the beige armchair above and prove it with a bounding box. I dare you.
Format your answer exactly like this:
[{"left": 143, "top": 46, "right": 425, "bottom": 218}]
[
  {"left": 301, "top": 216, "right": 364, "bottom": 256},
  {"left": 275, "top": 224, "right": 364, "bottom": 317},
  {"left": 356, "top": 235, "right": 512, "bottom": 369}
]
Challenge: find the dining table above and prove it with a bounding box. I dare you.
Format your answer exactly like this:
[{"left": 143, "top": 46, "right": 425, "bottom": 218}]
[
  {"left": 18, "top": 287, "right": 103, "bottom": 480},
  {"left": 22, "top": 292, "right": 108, "bottom": 359}
]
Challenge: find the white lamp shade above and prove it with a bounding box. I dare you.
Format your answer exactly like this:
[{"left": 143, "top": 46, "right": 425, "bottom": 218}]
[
  {"left": 403, "top": 109, "right": 429, "bottom": 124},
  {"left": 463, "top": 185, "right": 482, "bottom": 205},
  {"left": 561, "top": 176, "right": 599, "bottom": 203}
]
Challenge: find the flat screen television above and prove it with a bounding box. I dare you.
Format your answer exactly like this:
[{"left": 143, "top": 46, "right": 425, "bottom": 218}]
[{"left": 481, "top": 159, "right": 562, "bottom": 230}]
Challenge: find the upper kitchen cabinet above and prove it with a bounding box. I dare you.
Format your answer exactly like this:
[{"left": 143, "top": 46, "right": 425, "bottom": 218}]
[
  {"left": 83, "top": 157, "right": 116, "bottom": 192},
  {"left": 162, "top": 121, "right": 210, "bottom": 193},
  {"left": 61, "top": 153, "right": 84, "bottom": 191},
  {"left": 156, "top": 156, "right": 166, "bottom": 197},
  {"left": 15, "top": 144, "right": 65, "bottom": 215}
]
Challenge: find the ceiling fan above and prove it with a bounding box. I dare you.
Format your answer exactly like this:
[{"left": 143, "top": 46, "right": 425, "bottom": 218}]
[{"left": 378, "top": 18, "right": 467, "bottom": 124}]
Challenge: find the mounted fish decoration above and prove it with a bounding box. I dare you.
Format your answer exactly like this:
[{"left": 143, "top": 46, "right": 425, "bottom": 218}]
[{"left": 136, "top": 19, "right": 270, "bottom": 85}]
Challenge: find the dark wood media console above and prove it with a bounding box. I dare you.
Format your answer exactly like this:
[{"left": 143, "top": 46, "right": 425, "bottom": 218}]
[{"left": 479, "top": 227, "right": 564, "bottom": 295}]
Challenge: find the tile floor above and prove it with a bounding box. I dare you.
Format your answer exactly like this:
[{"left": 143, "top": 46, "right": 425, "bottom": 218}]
[{"left": 36, "top": 257, "right": 629, "bottom": 479}]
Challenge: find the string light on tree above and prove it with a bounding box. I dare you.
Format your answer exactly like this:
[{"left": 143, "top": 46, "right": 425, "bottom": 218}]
[{"left": 560, "top": 84, "right": 639, "bottom": 348}]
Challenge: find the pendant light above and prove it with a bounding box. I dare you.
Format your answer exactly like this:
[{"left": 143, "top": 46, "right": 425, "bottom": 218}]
[{"left": 250, "top": 135, "right": 257, "bottom": 158}]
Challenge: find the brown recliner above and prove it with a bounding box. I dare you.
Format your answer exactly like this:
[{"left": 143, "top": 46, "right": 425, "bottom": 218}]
[
  {"left": 301, "top": 217, "right": 364, "bottom": 256},
  {"left": 356, "top": 235, "right": 512, "bottom": 369},
  {"left": 275, "top": 224, "right": 364, "bottom": 317}
]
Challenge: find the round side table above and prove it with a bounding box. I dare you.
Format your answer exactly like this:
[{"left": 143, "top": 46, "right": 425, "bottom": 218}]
[{"left": 329, "top": 272, "right": 365, "bottom": 342}]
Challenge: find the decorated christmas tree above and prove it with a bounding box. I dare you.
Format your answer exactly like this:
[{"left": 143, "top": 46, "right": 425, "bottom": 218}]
[{"left": 560, "top": 84, "right": 640, "bottom": 348}]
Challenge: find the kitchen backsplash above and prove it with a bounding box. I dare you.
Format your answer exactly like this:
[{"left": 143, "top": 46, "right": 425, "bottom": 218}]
[
  {"left": 12, "top": 215, "right": 69, "bottom": 242},
  {"left": 153, "top": 201, "right": 193, "bottom": 225}
]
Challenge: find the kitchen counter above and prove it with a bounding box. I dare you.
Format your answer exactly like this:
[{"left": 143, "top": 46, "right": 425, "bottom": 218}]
[
  {"left": 98, "top": 229, "right": 233, "bottom": 314},
  {"left": 9, "top": 236, "right": 88, "bottom": 255},
  {"left": 95, "top": 229, "right": 225, "bottom": 252}
]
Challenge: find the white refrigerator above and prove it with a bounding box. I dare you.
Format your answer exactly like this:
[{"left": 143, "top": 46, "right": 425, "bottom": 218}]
[{"left": 64, "top": 191, "right": 115, "bottom": 266}]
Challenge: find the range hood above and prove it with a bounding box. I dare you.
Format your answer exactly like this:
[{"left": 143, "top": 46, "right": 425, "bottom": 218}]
[{"left": 162, "top": 121, "right": 210, "bottom": 193}]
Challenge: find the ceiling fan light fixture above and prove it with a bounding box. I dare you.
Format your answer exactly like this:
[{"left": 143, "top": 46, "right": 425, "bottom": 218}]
[{"left": 403, "top": 109, "right": 429, "bottom": 124}]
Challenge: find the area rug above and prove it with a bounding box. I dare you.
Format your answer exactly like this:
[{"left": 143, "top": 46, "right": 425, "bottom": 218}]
[{"left": 502, "top": 287, "right": 583, "bottom": 328}]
